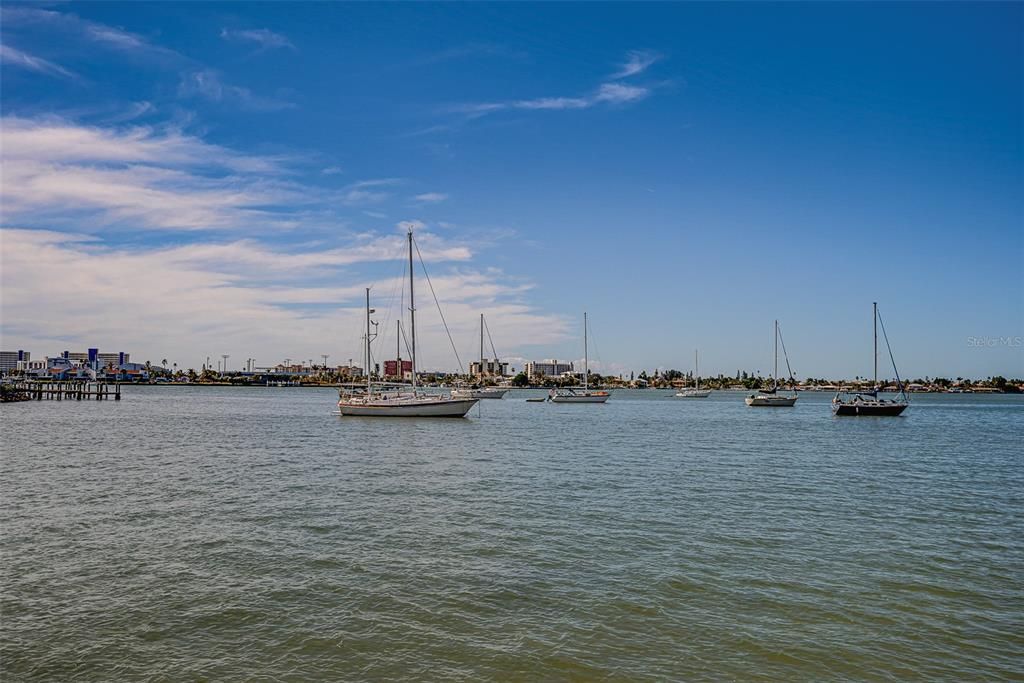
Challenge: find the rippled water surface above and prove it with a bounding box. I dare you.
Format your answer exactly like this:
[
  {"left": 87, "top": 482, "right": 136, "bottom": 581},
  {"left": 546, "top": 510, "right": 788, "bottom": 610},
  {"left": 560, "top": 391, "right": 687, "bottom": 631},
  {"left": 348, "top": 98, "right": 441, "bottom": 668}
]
[{"left": 2, "top": 387, "right": 1022, "bottom": 680}]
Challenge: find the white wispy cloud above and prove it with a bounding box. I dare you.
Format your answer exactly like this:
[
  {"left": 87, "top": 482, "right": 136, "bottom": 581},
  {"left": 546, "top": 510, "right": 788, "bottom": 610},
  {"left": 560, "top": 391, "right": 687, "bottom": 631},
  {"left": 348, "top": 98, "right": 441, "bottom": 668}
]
[
  {"left": 178, "top": 69, "right": 296, "bottom": 111},
  {"left": 1, "top": 6, "right": 183, "bottom": 63},
  {"left": 0, "top": 43, "right": 77, "bottom": 79},
  {"left": 340, "top": 179, "right": 401, "bottom": 206},
  {"left": 321, "top": 166, "right": 344, "bottom": 175},
  {"left": 450, "top": 50, "right": 658, "bottom": 119},
  {"left": 455, "top": 82, "right": 651, "bottom": 116},
  {"left": 220, "top": 27, "right": 295, "bottom": 51},
  {"left": 0, "top": 116, "right": 300, "bottom": 231},
  {"left": 611, "top": 50, "right": 661, "bottom": 79},
  {"left": 413, "top": 192, "right": 448, "bottom": 203}
]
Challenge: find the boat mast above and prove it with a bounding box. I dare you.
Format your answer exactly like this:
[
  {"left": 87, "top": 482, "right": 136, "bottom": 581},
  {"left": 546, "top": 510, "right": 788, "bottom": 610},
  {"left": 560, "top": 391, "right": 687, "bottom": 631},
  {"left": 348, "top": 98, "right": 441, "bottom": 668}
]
[
  {"left": 583, "top": 311, "right": 588, "bottom": 391},
  {"left": 774, "top": 319, "right": 779, "bottom": 390},
  {"left": 408, "top": 229, "right": 416, "bottom": 391},
  {"left": 365, "top": 287, "right": 371, "bottom": 393},
  {"left": 480, "top": 313, "right": 484, "bottom": 381},
  {"left": 396, "top": 320, "right": 401, "bottom": 382},
  {"left": 695, "top": 349, "right": 699, "bottom": 390},
  {"left": 873, "top": 301, "right": 877, "bottom": 389}
]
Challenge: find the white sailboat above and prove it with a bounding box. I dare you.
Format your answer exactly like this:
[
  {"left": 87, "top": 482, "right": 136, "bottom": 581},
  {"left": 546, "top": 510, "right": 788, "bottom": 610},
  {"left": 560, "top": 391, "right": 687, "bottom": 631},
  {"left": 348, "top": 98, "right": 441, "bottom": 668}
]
[
  {"left": 338, "top": 229, "right": 479, "bottom": 417},
  {"left": 452, "top": 314, "right": 508, "bottom": 399},
  {"left": 549, "top": 312, "right": 611, "bottom": 403},
  {"left": 745, "top": 320, "right": 798, "bottom": 407},
  {"left": 675, "top": 349, "right": 711, "bottom": 398}
]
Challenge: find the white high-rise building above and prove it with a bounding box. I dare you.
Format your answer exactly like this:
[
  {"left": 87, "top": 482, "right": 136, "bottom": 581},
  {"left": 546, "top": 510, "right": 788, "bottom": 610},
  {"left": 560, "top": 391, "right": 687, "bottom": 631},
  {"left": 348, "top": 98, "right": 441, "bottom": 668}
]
[{"left": 524, "top": 359, "right": 574, "bottom": 381}]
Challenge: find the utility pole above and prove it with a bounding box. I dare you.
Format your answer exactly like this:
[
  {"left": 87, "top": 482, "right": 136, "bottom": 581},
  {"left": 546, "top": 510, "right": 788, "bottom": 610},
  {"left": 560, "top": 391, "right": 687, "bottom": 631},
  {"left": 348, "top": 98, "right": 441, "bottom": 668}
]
[
  {"left": 321, "top": 354, "right": 329, "bottom": 371},
  {"left": 221, "top": 354, "right": 229, "bottom": 373}
]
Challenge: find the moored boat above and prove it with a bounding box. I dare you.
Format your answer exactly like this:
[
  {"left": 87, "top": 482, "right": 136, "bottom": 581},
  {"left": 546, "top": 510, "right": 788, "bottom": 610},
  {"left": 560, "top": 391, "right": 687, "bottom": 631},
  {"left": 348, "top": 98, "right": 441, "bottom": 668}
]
[
  {"left": 832, "top": 303, "right": 909, "bottom": 417},
  {"left": 745, "top": 320, "right": 799, "bottom": 407},
  {"left": 338, "top": 229, "right": 479, "bottom": 418},
  {"left": 676, "top": 349, "right": 710, "bottom": 398},
  {"left": 549, "top": 311, "right": 610, "bottom": 403},
  {"left": 452, "top": 386, "right": 508, "bottom": 399},
  {"left": 451, "top": 314, "right": 508, "bottom": 399}
]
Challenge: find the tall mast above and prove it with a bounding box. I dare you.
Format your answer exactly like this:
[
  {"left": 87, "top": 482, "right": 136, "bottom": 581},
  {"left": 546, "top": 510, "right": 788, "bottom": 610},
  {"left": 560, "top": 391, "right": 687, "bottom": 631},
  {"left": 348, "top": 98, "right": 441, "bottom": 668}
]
[
  {"left": 396, "top": 320, "right": 401, "bottom": 381},
  {"left": 873, "top": 302, "right": 878, "bottom": 388},
  {"left": 584, "top": 311, "right": 588, "bottom": 390},
  {"left": 695, "top": 349, "right": 699, "bottom": 390},
  {"left": 408, "top": 229, "right": 416, "bottom": 390},
  {"left": 365, "top": 287, "right": 371, "bottom": 393},
  {"left": 480, "top": 313, "right": 484, "bottom": 379},
  {"left": 774, "top": 319, "right": 779, "bottom": 390}
]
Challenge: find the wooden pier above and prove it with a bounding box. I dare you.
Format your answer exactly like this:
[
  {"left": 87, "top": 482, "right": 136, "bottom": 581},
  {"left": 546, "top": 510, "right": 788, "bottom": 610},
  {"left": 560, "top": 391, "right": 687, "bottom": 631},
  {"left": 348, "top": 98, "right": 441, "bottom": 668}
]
[{"left": 7, "top": 381, "right": 121, "bottom": 401}]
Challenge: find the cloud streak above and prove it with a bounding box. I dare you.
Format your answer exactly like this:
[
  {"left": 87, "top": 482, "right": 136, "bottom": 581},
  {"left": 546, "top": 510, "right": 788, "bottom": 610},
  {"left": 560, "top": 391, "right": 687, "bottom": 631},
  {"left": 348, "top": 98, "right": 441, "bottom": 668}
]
[
  {"left": 1, "top": 6, "right": 183, "bottom": 63},
  {"left": 611, "top": 50, "right": 661, "bottom": 79},
  {"left": 455, "top": 82, "right": 650, "bottom": 116},
  {"left": 221, "top": 27, "right": 296, "bottom": 51},
  {"left": 449, "top": 51, "right": 660, "bottom": 120},
  {"left": 413, "top": 192, "right": 448, "bottom": 203},
  {"left": 178, "top": 69, "right": 296, "bottom": 111},
  {"left": 0, "top": 44, "right": 77, "bottom": 79}
]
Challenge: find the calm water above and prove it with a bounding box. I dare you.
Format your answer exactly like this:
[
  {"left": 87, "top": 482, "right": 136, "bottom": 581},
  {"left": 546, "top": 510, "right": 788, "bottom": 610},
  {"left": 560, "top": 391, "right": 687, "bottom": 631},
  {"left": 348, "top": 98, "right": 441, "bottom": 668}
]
[{"left": 2, "top": 387, "right": 1022, "bottom": 680}]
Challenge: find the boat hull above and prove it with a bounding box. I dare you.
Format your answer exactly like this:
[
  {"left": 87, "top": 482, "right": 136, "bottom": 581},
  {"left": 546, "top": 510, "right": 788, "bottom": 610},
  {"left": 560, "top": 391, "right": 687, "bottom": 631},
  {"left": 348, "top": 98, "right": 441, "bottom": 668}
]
[
  {"left": 675, "top": 390, "right": 710, "bottom": 398},
  {"left": 549, "top": 393, "right": 610, "bottom": 403},
  {"left": 745, "top": 394, "right": 798, "bottom": 407},
  {"left": 338, "top": 397, "right": 478, "bottom": 417},
  {"left": 832, "top": 401, "right": 907, "bottom": 416},
  {"left": 451, "top": 388, "right": 508, "bottom": 399}
]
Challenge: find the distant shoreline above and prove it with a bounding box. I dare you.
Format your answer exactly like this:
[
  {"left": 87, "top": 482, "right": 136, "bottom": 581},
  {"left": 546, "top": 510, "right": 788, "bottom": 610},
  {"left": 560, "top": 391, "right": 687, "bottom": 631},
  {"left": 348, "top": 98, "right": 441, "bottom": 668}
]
[{"left": 77, "top": 382, "right": 1022, "bottom": 395}]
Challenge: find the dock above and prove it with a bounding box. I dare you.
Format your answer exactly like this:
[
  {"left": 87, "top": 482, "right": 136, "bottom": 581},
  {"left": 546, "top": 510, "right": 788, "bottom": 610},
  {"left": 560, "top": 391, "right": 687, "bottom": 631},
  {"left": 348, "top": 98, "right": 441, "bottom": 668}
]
[{"left": 7, "top": 381, "right": 122, "bottom": 401}]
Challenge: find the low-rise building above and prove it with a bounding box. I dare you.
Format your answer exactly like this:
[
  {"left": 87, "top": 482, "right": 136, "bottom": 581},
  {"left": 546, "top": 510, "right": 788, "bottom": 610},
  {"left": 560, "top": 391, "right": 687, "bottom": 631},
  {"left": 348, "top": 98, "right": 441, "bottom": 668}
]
[{"left": 384, "top": 359, "right": 413, "bottom": 380}]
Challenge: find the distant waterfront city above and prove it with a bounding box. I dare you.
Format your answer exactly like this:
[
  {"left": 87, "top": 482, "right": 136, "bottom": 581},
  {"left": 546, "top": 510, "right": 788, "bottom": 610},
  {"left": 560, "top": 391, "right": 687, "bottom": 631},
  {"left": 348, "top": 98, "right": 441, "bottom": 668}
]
[{"left": 1, "top": 346, "right": 1020, "bottom": 393}]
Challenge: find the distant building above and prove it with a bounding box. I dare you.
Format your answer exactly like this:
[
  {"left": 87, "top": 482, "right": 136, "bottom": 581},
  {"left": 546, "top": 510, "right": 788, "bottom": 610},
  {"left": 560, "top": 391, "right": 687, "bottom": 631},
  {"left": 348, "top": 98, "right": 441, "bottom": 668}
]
[
  {"left": 0, "top": 350, "right": 30, "bottom": 374},
  {"left": 384, "top": 359, "right": 413, "bottom": 380},
  {"left": 524, "top": 359, "right": 574, "bottom": 381},
  {"left": 336, "top": 365, "right": 364, "bottom": 379},
  {"left": 17, "top": 359, "right": 47, "bottom": 376},
  {"left": 469, "top": 358, "right": 509, "bottom": 377},
  {"left": 60, "top": 349, "right": 130, "bottom": 368}
]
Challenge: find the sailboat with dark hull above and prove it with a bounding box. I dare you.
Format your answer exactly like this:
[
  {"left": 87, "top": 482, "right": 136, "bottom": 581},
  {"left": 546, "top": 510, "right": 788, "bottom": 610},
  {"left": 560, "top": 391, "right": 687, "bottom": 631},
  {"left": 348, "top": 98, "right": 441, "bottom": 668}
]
[{"left": 832, "top": 303, "right": 908, "bottom": 417}]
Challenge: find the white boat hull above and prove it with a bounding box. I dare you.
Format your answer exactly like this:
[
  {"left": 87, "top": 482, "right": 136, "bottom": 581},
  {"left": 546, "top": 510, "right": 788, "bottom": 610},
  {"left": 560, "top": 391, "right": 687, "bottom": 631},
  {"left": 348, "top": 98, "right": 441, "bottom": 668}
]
[
  {"left": 675, "top": 390, "right": 711, "bottom": 398},
  {"left": 745, "top": 394, "right": 798, "bottom": 407},
  {"left": 338, "top": 397, "right": 478, "bottom": 417},
  {"left": 451, "top": 388, "right": 508, "bottom": 399}
]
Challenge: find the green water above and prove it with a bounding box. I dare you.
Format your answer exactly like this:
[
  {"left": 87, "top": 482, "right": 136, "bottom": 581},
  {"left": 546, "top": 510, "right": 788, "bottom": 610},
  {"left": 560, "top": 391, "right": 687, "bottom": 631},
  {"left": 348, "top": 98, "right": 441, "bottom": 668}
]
[{"left": 2, "top": 388, "right": 1021, "bottom": 680}]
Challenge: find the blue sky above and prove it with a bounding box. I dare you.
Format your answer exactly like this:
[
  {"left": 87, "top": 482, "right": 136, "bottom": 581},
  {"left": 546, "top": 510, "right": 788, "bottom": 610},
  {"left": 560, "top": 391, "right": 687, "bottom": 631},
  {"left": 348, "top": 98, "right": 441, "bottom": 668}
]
[{"left": 1, "top": 2, "right": 1021, "bottom": 379}]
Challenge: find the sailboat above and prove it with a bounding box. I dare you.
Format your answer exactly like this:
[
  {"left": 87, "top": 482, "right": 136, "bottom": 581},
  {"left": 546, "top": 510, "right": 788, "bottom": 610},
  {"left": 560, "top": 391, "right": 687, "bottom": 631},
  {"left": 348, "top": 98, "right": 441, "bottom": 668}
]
[
  {"left": 832, "top": 303, "right": 908, "bottom": 416},
  {"left": 549, "top": 312, "right": 611, "bottom": 403},
  {"left": 452, "top": 314, "right": 508, "bottom": 399},
  {"left": 337, "top": 229, "right": 479, "bottom": 417},
  {"left": 675, "top": 349, "right": 711, "bottom": 398},
  {"left": 745, "top": 320, "right": 798, "bottom": 407}
]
